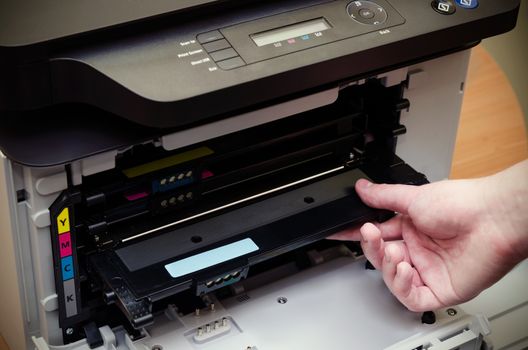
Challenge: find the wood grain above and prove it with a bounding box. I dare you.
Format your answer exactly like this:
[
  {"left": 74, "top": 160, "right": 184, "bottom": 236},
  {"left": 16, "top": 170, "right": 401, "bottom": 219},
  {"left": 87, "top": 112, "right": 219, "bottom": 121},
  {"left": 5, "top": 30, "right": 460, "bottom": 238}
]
[
  {"left": 0, "top": 335, "right": 8, "bottom": 350},
  {"left": 450, "top": 45, "right": 528, "bottom": 179}
]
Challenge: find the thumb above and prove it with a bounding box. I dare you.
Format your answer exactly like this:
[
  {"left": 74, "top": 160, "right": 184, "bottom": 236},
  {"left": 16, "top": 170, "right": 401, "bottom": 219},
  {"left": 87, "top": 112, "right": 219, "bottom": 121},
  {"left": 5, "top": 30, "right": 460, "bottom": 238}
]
[{"left": 355, "top": 179, "right": 421, "bottom": 214}]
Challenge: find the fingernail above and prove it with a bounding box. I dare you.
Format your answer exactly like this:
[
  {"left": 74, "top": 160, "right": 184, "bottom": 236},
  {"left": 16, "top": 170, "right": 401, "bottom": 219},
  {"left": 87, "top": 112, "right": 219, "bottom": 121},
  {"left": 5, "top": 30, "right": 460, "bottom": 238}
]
[
  {"left": 357, "top": 179, "right": 373, "bottom": 189},
  {"left": 360, "top": 228, "right": 369, "bottom": 243}
]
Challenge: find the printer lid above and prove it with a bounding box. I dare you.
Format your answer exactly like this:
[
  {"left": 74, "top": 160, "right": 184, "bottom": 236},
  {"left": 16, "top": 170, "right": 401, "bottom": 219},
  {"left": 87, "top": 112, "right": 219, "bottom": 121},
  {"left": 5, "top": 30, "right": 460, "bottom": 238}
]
[
  {"left": 0, "top": 0, "right": 228, "bottom": 48},
  {"left": 0, "top": 0, "right": 520, "bottom": 127}
]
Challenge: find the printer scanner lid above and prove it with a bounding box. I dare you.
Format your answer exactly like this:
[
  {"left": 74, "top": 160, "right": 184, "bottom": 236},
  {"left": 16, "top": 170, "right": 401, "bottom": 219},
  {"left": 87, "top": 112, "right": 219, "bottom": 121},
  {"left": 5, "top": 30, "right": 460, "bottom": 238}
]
[
  {"left": 0, "top": 0, "right": 521, "bottom": 168},
  {"left": 0, "top": 0, "right": 520, "bottom": 130},
  {"left": 0, "top": 0, "right": 228, "bottom": 48}
]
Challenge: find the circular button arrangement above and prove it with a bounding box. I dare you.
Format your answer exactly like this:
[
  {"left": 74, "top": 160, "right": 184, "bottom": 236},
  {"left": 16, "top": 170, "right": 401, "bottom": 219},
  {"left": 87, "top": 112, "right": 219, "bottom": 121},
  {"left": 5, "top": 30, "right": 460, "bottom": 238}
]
[
  {"left": 347, "top": 1, "right": 388, "bottom": 25},
  {"left": 431, "top": 0, "right": 456, "bottom": 15}
]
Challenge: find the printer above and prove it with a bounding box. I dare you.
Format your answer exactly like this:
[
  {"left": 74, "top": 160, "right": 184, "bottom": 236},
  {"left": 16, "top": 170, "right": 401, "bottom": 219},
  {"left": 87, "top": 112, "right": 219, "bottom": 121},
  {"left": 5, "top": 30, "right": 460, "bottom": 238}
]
[{"left": 0, "top": 0, "right": 526, "bottom": 349}]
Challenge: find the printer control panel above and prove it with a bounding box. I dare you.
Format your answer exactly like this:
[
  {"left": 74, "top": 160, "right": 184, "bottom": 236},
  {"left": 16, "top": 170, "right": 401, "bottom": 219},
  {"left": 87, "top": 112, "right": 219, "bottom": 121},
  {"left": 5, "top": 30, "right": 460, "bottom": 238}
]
[
  {"left": 190, "top": 0, "right": 403, "bottom": 70},
  {"left": 182, "top": 0, "right": 482, "bottom": 72}
]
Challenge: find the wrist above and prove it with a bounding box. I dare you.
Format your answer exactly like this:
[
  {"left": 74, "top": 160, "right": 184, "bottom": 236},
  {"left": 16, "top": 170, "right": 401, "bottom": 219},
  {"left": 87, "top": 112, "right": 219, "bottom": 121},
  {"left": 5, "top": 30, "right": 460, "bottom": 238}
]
[{"left": 483, "top": 160, "right": 528, "bottom": 264}]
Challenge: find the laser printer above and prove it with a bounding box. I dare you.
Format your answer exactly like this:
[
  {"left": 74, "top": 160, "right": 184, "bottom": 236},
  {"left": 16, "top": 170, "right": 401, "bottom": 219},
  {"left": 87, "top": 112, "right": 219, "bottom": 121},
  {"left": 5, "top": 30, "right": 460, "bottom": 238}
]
[{"left": 0, "top": 0, "right": 526, "bottom": 349}]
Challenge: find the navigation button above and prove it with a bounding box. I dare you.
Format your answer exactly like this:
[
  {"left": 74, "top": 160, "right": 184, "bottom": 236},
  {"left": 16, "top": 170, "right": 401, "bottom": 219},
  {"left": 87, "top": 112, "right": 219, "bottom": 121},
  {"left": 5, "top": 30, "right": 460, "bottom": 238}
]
[
  {"left": 432, "top": 0, "right": 456, "bottom": 14},
  {"left": 209, "top": 48, "right": 238, "bottom": 62},
  {"left": 203, "top": 39, "right": 231, "bottom": 53},
  {"left": 347, "top": 1, "right": 387, "bottom": 25},
  {"left": 359, "top": 8, "right": 375, "bottom": 19},
  {"left": 217, "top": 57, "right": 245, "bottom": 70},
  {"left": 197, "top": 30, "right": 224, "bottom": 44}
]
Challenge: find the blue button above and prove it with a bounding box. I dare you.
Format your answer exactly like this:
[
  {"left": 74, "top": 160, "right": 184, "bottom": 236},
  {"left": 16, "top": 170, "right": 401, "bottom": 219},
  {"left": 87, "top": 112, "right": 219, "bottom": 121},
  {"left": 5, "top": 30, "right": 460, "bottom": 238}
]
[
  {"left": 455, "top": 0, "right": 478, "bottom": 9},
  {"left": 301, "top": 35, "right": 310, "bottom": 41},
  {"left": 61, "top": 255, "right": 74, "bottom": 281}
]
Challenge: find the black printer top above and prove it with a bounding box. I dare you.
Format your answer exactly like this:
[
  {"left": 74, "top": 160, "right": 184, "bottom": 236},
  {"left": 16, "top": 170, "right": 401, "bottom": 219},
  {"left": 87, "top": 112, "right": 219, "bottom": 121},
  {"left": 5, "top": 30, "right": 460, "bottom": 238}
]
[
  {"left": 0, "top": 0, "right": 226, "bottom": 48},
  {"left": 0, "top": 0, "right": 521, "bottom": 166}
]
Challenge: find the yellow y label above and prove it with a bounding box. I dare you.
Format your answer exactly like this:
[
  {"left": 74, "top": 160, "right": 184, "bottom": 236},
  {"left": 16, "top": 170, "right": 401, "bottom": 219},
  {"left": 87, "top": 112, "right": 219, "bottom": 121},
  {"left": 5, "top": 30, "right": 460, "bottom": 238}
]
[{"left": 57, "top": 208, "right": 70, "bottom": 234}]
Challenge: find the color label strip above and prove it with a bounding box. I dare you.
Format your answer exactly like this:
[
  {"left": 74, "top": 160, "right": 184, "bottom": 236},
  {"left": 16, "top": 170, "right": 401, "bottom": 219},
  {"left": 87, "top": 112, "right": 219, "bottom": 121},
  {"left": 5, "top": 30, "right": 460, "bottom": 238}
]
[{"left": 55, "top": 207, "right": 78, "bottom": 317}]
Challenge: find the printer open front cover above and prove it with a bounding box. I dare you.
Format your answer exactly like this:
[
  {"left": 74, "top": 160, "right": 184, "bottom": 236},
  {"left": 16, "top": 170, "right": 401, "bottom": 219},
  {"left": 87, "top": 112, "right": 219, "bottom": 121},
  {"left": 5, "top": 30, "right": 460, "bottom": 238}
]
[{"left": 0, "top": 0, "right": 522, "bottom": 349}]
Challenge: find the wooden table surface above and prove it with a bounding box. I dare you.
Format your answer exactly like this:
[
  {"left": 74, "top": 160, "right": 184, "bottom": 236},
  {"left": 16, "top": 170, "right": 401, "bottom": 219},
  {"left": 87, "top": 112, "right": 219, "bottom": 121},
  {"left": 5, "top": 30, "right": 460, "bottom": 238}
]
[
  {"left": 0, "top": 336, "right": 7, "bottom": 350},
  {"left": 450, "top": 45, "right": 528, "bottom": 178},
  {"left": 0, "top": 46, "right": 526, "bottom": 350}
]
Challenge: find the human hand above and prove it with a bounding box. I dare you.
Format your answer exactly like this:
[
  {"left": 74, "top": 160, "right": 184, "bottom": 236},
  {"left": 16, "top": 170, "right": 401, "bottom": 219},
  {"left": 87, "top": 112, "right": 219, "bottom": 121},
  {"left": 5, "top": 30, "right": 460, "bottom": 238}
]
[{"left": 330, "top": 161, "right": 528, "bottom": 311}]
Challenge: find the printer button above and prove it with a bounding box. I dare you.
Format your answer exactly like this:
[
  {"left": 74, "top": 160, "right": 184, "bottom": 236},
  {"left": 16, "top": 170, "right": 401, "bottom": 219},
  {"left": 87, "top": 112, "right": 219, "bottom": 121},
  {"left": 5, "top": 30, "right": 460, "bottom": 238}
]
[
  {"left": 197, "top": 30, "right": 224, "bottom": 44},
  {"left": 203, "top": 39, "right": 231, "bottom": 53},
  {"left": 455, "top": 0, "right": 478, "bottom": 9},
  {"left": 431, "top": 0, "right": 456, "bottom": 14},
  {"left": 210, "top": 48, "right": 239, "bottom": 62},
  {"left": 217, "top": 57, "right": 246, "bottom": 70},
  {"left": 359, "top": 8, "right": 375, "bottom": 19},
  {"left": 347, "top": 1, "right": 387, "bottom": 25}
]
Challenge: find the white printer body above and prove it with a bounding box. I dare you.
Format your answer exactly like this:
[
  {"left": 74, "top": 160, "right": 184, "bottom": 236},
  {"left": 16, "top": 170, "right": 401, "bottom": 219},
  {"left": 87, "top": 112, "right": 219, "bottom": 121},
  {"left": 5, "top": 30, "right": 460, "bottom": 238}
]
[{"left": 0, "top": 0, "right": 526, "bottom": 349}]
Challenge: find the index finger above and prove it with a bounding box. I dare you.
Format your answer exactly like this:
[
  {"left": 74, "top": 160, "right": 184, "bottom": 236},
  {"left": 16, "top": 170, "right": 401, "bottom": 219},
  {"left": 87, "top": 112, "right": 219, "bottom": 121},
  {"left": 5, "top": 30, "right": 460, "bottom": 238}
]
[{"left": 355, "top": 179, "right": 423, "bottom": 215}]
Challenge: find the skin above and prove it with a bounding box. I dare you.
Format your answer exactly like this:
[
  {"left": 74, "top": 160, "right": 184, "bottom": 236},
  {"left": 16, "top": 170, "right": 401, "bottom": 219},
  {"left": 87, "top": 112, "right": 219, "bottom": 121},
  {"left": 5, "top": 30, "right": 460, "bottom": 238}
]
[{"left": 330, "top": 160, "right": 528, "bottom": 312}]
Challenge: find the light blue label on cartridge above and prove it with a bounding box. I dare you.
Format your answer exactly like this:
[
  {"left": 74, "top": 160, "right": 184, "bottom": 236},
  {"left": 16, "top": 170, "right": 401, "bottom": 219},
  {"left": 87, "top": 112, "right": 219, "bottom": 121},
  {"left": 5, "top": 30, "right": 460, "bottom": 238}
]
[{"left": 165, "top": 238, "right": 259, "bottom": 278}]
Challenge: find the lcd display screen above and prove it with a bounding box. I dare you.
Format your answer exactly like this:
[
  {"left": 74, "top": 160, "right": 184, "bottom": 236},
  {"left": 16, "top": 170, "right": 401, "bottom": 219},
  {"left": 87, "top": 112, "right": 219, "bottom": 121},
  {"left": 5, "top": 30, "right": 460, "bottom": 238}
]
[{"left": 251, "top": 18, "right": 331, "bottom": 47}]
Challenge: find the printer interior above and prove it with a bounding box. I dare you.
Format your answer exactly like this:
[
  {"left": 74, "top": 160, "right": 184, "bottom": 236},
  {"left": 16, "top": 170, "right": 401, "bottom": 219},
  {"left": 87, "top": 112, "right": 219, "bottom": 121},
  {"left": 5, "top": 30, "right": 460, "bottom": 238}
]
[{"left": 48, "top": 78, "right": 426, "bottom": 343}]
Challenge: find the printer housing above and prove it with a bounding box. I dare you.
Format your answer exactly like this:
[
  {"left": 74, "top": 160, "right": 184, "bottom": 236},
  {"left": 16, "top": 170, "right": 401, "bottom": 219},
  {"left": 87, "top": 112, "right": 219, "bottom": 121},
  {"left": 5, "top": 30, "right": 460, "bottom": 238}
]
[{"left": 0, "top": 0, "right": 524, "bottom": 349}]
